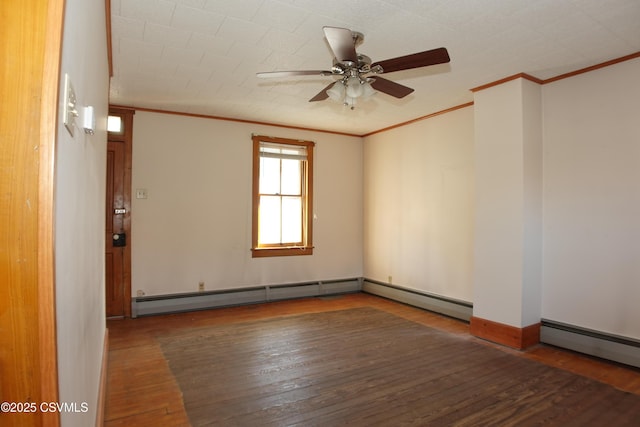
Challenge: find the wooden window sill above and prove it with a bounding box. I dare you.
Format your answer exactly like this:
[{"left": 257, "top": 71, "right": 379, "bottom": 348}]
[{"left": 251, "top": 247, "right": 313, "bottom": 258}]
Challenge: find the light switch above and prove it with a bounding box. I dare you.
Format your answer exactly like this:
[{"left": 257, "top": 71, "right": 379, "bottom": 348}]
[
  {"left": 63, "top": 74, "right": 78, "bottom": 136},
  {"left": 136, "top": 188, "right": 148, "bottom": 199}
]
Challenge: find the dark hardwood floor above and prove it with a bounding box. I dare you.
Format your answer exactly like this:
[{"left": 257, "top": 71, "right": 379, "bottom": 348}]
[{"left": 105, "top": 293, "right": 640, "bottom": 426}]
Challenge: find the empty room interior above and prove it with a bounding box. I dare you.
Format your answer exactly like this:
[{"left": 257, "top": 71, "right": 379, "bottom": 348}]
[{"left": 3, "top": 0, "right": 640, "bottom": 426}]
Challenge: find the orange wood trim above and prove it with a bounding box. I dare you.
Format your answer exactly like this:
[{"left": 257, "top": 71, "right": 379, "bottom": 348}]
[
  {"left": 251, "top": 247, "right": 314, "bottom": 257},
  {"left": 542, "top": 51, "right": 640, "bottom": 84},
  {"left": 251, "top": 135, "right": 314, "bottom": 258},
  {"left": 470, "top": 52, "right": 640, "bottom": 94},
  {"left": 470, "top": 73, "right": 544, "bottom": 93},
  {"left": 96, "top": 329, "right": 109, "bottom": 427},
  {"left": 105, "top": 0, "right": 113, "bottom": 77},
  {"left": 363, "top": 102, "right": 474, "bottom": 137},
  {"left": 110, "top": 52, "right": 640, "bottom": 140},
  {"left": 108, "top": 105, "right": 136, "bottom": 112},
  {"left": 112, "top": 103, "right": 475, "bottom": 139},
  {"left": 38, "top": 0, "right": 65, "bottom": 423},
  {"left": 470, "top": 316, "right": 540, "bottom": 350},
  {"left": 521, "top": 322, "right": 542, "bottom": 349},
  {"left": 306, "top": 139, "right": 314, "bottom": 254},
  {"left": 251, "top": 135, "right": 261, "bottom": 252},
  {"left": 110, "top": 105, "right": 362, "bottom": 138},
  {"left": 0, "top": 0, "right": 62, "bottom": 425}
]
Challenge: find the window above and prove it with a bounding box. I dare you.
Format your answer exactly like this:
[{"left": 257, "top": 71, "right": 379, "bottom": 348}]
[
  {"left": 252, "top": 135, "right": 314, "bottom": 257},
  {"left": 107, "top": 115, "right": 123, "bottom": 133}
]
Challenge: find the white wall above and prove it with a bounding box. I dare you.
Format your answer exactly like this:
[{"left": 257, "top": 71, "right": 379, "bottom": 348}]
[
  {"left": 363, "top": 106, "right": 475, "bottom": 302},
  {"left": 542, "top": 57, "right": 640, "bottom": 340},
  {"left": 473, "top": 80, "right": 527, "bottom": 325},
  {"left": 55, "top": 0, "right": 109, "bottom": 425},
  {"left": 131, "top": 112, "right": 363, "bottom": 296},
  {"left": 472, "top": 78, "right": 542, "bottom": 328},
  {"left": 521, "top": 80, "right": 543, "bottom": 327},
  {"left": 131, "top": 56, "right": 640, "bottom": 345}
]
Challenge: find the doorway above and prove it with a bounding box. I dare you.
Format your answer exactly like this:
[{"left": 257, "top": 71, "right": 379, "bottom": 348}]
[{"left": 105, "top": 107, "right": 134, "bottom": 317}]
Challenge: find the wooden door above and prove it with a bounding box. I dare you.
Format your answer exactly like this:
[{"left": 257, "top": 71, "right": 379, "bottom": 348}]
[
  {"left": 1, "top": 0, "right": 63, "bottom": 424},
  {"left": 105, "top": 108, "right": 133, "bottom": 318},
  {"left": 106, "top": 140, "right": 126, "bottom": 317}
]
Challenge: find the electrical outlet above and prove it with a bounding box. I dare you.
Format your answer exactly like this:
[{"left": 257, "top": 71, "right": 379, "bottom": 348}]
[
  {"left": 388, "top": 276, "right": 392, "bottom": 284},
  {"left": 136, "top": 290, "right": 145, "bottom": 297},
  {"left": 198, "top": 281, "right": 205, "bottom": 292}
]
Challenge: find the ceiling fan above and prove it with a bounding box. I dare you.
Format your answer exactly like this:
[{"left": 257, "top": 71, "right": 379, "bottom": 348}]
[{"left": 256, "top": 26, "right": 450, "bottom": 109}]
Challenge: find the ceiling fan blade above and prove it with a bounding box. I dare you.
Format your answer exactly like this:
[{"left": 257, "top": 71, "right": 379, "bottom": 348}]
[
  {"left": 308, "top": 82, "right": 336, "bottom": 102},
  {"left": 369, "top": 77, "right": 414, "bottom": 98},
  {"left": 372, "top": 47, "right": 450, "bottom": 73},
  {"left": 323, "top": 26, "right": 358, "bottom": 64},
  {"left": 256, "top": 70, "right": 333, "bottom": 78}
]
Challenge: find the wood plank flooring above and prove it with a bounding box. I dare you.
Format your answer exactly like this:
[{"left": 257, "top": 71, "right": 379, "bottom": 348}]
[{"left": 105, "top": 293, "right": 640, "bottom": 426}]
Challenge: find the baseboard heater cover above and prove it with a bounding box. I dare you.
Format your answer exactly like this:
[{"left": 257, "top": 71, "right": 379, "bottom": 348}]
[
  {"left": 541, "top": 319, "right": 640, "bottom": 369},
  {"left": 132, "top": 278, "right": 361, "bottom": 317},
  {"left": 361, "top": 279, "right": 473, "bottom": 322}
]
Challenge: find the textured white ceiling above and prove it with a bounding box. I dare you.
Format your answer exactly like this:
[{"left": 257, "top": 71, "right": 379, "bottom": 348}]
[{"left": 109, "top": 0, "right": 640, "bottom": 135}]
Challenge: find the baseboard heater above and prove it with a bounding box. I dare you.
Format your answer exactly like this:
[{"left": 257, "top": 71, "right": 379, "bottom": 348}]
[
  {"left": 132, "top": 278, "right": 361, "bottom": 318},
  {"left": 541, "top": 319, "right": 640, "bottom": 369},
  {"left": 361, "top": 279, "right": 473, "bottom": 322}
]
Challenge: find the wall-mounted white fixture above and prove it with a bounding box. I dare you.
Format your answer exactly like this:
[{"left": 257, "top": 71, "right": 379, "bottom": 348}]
[
  {"left": 63, "top": 74, "right": 78, "bottom": 136},
  {"left": 82, "top": 106, "right": 95, "bottom": 135}
]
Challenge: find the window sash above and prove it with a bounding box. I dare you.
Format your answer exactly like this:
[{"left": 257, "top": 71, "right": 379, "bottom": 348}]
[
  {"left": 257, "top": 158, "right": 305, "bottom": 247},
  {"left": 252, "top": 135, "right": 314, "bottom": 257},
  {"left": 258, "top": 195, "right": 303, "bottom": 246},
  {"left": 259, "top": 156, "right": 302, "bottom": 196}
]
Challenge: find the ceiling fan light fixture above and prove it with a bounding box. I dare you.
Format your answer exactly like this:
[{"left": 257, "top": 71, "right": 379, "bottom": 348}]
[
  {"left": 326, "top": 81, "right": 345, "bottom": 102},
  {"left": 345, "top": 76, "right": 364, "bottom": 98},
  {"left": 361, "top": 80, "right": 376, "bottom": 99}
]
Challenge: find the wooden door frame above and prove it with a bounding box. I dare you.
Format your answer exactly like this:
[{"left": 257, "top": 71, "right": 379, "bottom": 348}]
[
  {"left": 108, "top": 107, "right": 134, "bottom": 317},
  {"left": 0, "top": 0, "right": 63, "bottom": 425}
]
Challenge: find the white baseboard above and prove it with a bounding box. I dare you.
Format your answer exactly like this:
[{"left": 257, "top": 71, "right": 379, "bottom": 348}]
[
  {"left": 132, "top": 278, "right": 361, "bottom": 317},
  {"left": 361, "top": 279, "right": 473, "bottom": 322},
  {"left": 541, "top": 320, "right": 640, "bottom": 369},
  {"left": 130, "top": 277, "right": 640, "bottom": 369}
]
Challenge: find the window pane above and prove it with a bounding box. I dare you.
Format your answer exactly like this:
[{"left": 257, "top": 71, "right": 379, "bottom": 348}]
[
  {"left": 282, "top": 196, "right": 302, "bottom": 243},
  {"left": 259, "top": 196, "right": 281, "bottom": 244},
  {"left": 107, "top": 115, "right": 123, "bottom": 133},
  {"left": 281, "top": 159, "right": 301, "bottom": 195},
  {"left": 259, "top": 157, "right": 280, "bottom": 194}
]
